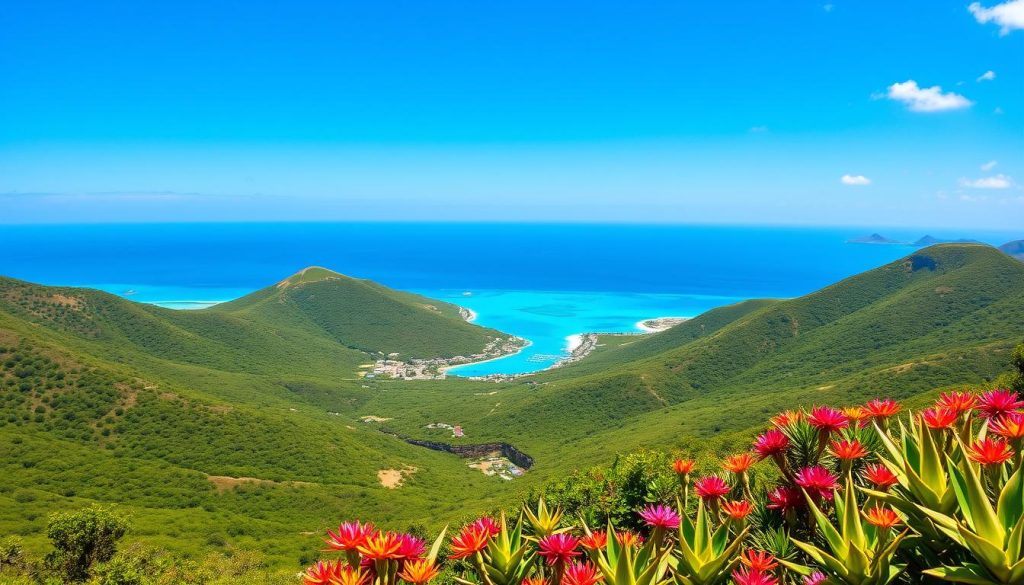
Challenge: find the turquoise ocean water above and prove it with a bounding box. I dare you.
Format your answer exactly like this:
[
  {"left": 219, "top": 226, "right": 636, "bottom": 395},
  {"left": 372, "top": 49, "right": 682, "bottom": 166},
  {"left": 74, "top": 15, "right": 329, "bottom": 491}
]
[{"left": 1, "top": 223, "right": 1018, "bottom": 375}]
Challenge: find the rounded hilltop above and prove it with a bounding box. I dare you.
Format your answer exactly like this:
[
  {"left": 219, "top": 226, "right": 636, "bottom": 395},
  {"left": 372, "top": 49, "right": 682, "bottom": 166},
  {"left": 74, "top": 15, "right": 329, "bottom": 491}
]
[{"left": 275, "top": 266, "right": 352, "bottom": 288}]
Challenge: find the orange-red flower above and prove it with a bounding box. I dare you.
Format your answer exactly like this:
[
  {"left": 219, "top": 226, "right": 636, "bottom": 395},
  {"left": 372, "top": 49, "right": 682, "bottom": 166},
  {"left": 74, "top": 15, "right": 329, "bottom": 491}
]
[
  {"left": 614, "top": 530, "right": 644, "bottom": 547},
  {"left": 829, "top": 439, "right": 868, "bottom": 460},
  {"left": 771, "top": 410, "right": 803, "bottom": 428},
  {"left": 398, "top": 559, "right": 440, "bottom": 584},
  {"left": 864, "top": 398, "right": 901, "bottom": 419},
  {"left": 965, "top": 437, "right": 1015, "bottom": 466},
  {"left": 537, "top": 533, "right": 581, "bottom": 565},
  {"left": 448, "top": 525, "right": 490, "bottom": 559},
  {"left": 723, "top": 453, "right": 757, "bottom": 474},
  {"left": 521, "top": 578, "right": 548, "bottom": 585},
  {"left": 562, "top": 562, "right": 604, "bottom": 585},
  {"left": 752, "top": 429, "right": 790, "bottom": 460},
  {"left": 989, "top": 412, "right": 1024, "bottom": 439},
  {"left": 921, "top": 407, "right": 957, "bottom": 429},
  {"left": 740, "top": 549, "right": 778, "bottom": 572},
  {"left": 843, "top": 406, "right": 868, "bottom": 424},
  {"left": 325, "top": 521, "right": 376, "bottom": 551},
  {"left": 807, "top": 406, "right": 848, "bottom": 434},
  {"left": 862, "top": 463, "right": 899, "bottom": 489},
  {"left": 977, "top": 389, "right": 1024, "bottom": 419},
  {"left": 672, "top": 458, "right": 696, "bottom": 475},
  {"left": 304, "top": 560, "right": 343, "bottom": 585},
  {"left": 579, "top": 530, "right": 608, "bottom": 550},
  {"left": 722, "top": 500, "right": 754, "bottom": 520},
  {"left": 936, "top": 391, "right": 977, "bottom": 414},
  {"left": 864, "top": 506, "right": 901, "bottom": 529},
  {"left": 358, "top": 531, "right": 403, "bottom": 560},
  {"left": 333, "top": 567, "right": 370, "bottom": 585},
  {"left": 694, "top": 476, "right": 731, "bottom": 501}
]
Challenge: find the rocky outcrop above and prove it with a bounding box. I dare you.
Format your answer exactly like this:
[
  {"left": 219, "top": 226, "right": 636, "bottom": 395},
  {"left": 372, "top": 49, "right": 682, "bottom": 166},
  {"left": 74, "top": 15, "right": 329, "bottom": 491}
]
[{"left": 383, "top": 432, "right": 534, "bottom": 469}]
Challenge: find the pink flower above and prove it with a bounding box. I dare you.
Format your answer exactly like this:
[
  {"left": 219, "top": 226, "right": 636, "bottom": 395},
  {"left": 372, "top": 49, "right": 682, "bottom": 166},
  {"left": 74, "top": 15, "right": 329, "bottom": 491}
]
[
  {"left": 752, "top": 429, "right": 790, "bottom": 460},
  {"left": 537, "top": 533, "right": 581, "bottom": 565},
  {"left": 766, "top": 486, "right": 803, "bottom": 511},
  {"left": 325, "top": 521, "right": 376, "bottom": 551},
  {"left": 807, "top": 406, "right": 848, "bottom": 434},
  {"left": 468, "top": 517, "right": 501, "bottom": 537},
  {"left": 638, "top": 504, "right": 680, "bottom": 529},
  {"left": 977, "top": 389, "right": 1024, "bottom": 419},
  {"left": 795, "top": 466, "right": 838, "bottom": 500},
  {"left": 694, "top": 476, "right": 732, "bottom": 501},
  {"left": 396, "top": 533, "right": 426, "bottom": 559},
  {"left": 803, "top": 572, "right": 828, "bottom": 585},
  {"left": 731, "top": 567, "right": 778, "bottom": 585},
  {"left": 562, "top": 562, "right": 603, "bottom": 585}
]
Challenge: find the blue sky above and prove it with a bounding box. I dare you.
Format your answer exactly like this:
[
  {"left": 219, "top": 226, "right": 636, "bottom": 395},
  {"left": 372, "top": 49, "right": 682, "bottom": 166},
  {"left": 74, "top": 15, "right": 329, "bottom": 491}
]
[{"left": 1, "top": 1, "right": 1022, "bottom": 228}]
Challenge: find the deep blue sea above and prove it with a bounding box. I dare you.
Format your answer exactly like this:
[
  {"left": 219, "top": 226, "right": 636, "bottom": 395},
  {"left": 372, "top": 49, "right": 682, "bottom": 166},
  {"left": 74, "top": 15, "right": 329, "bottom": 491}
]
[{"left": 1, "top": 223, "right": 1018, "bottom": 375}]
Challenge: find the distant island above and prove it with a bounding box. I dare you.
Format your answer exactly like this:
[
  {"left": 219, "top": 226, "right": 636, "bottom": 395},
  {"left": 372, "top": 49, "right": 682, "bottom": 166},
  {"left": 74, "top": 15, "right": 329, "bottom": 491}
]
[
  {"left": 847, "top": 233, "right": 984, "bottom": 246},
  {"left": 913, "top": 234, "right": 982, "bottom": 246},
  {"left": 846, "top": 233, "right": 904, "bottom": 244},
  {"left": 1000, "top": 239, "right": 1024, "bottom": 261}
]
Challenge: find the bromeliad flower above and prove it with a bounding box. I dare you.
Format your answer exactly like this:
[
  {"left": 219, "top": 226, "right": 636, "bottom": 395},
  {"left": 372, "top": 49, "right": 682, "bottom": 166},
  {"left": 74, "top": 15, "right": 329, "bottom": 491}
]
[
  {"left": 843, "top": 406, "right": 868, "bottom": 425},
  {"left": 795, "top": 466, "right": 838, "bottom": 500},
  {"left": 829, "top": 438, "right": 868, "bottom": 460},
  {"left": 723, "top": 453, "right": 757, "bottom": 474},
  {"left": 521, "top": 578, "right": 548, "bottom": 585},
  {"left": 862, "top": 463, "right": 899, "bottom": 489},
  {"left": 579, "top": 530, "right": 608, "bottom": 550},
  {"left": 752, "top": 429, "right": 790, "bottom": 460},
  {"left": 562, "top": 562, "right": 604, "bottom": 585},
  {"left": 303, "top": 560, "right": 343, "bottom": 585},
  {"left": 325, "top": 521, "right": 376, "bottom": 551},
  {"left": 722, "top": 500, "right": 754, "bottom": 520},
  {"left": 731, "top": 567, "right": 779, "bottom": 585},
  {"left": 977, "top": 389, "right": 1024, "bottom": 418},
  {"left": 638, "top": 504, "right": 680, "bottom": 528},
  {"left": 468, "top": 517, "right": 501, "bottom": 537},
  {"left": 965, "top": 437, "right": 1015, "bottom": 466},
  {"left": 397, "top": 559, "right": 439, "bottom": 584},
  {"left": 989, "top": 412, "right": 1024, "bottom": 439},
  {"left": 740, "top": 550, "right": 778, "bottom": 572},
  {"left": 766, "top": 486, "right": 803, "bottom": 511},
  {"left": 673, "top": 458, "right": 696, "bottom": 475},
  {"left": 771, "top": 410, "right": 803, "bottom": 428},
  {"left": 803, "top": 571, "right": 828, "bottom": 585},
  {"left": 448, "top": 525, "right": 490, "bottom": 559},
  {"left": 615, "top": 530, "right": 644, "bottom": 547},
  {"left": 921, "top": 406, "right": 957, "bottom": 429},
  {"left": 863, "top": 506, "right": 901, "bottom": 529},
  {"left": 537, "top": 533, "right": 581, "bottom": 565},
  {"left": 358, "top": 531, "right": 403, "bottom": 560},
  {"left": 807, "top": 406, "right": 848, "bottom": 434},
  {"left": 333, "top": 566, "right": 371, "bottom": 585},
  {"left": 864, "top": 398, "right": 901, "bottom": 419},
  {"left": 936, "top": 391, "right": 977, "bottom": 414},
  {"left": 694, "top": 475, "right": 731, "bottom": 501},
  {"left": 396, "top": 533, "right": 426, "bottom": 559}
]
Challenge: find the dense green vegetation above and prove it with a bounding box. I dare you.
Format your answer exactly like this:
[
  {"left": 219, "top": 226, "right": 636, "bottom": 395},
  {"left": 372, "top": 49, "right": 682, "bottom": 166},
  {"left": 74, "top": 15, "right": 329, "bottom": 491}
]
[{"left": 0, "top": 244, "right": 1022, "bottom": 580}]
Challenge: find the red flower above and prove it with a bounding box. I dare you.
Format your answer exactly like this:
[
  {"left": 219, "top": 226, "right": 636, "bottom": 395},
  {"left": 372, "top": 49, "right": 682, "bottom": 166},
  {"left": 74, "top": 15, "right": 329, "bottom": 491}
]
[
  {"left": 722, "top": 500, "right": 754, "bottom": 520},
  {"left": 358, "top": 531, "right": 403, "bottom": 560},
  {"left": 829, "top": 439, "right": 868, "bottom": 460},
  {"left": 766, "top": 486, "right": 803, "bottom": 511},
  {"left": 864, "top": 398, "right": 901, "bottom": 419},
  {"left": 752, "top": 429, "right": 790, "bottom": 460},
  {"left": 977, "top": 389, "right": 1024, "bottom": 419},
  {"left": 936, "top": 391, "right": 977, "bottom": 414},
  {"left": 740, "top": 550, "right": 778, "bottom": 572},
  {"left": 325, "top": 521, "right": 376, "bottom": 551},
  {"left": 615, "top": 530, "right": 644, "bottom": 547},
  {"left": 397, "top": 560, "right": 439, "bottom": 585},
  {"left": 638, "top": 504, "right": 680, "bottom": 529},
  {"left": 795, "top": 466, "right": 838, "bottom": 500},
  {"left": 468, "top": 517, "right": 501, "bottom": 537},
  {"left": 694, "top": 476, "right": 732, "bottom": 501},
  {"left": 673, "top": 459, "right": 696, "bottom": 475},
  {"left": 965, "top": 437, "right": 1015, "bottom": 466},
  {"left": 863, "top": 506, "right": 901, "bottom": 529},
  {"left": 862, "top": 463, "right": 899, "bottom": 489},
  {"left": 921, "top": 407, "right": 957, "bottom": 429},
  {"left": 537, "top": 533, "right": 581, "bottom": 565},
  {"left": 563, "top": 562, "right": 604, "bottom": 585},
  {"left": 303, "top": 560, "right": 343, "bottom": 585},
  {"left": 731, "top": 567, "right": 778, "bottom": 585},
  {"left": 722, "top": 453, "right": 757, "bottom": 474},
  {"left": 989, "top": 412, "right": 1024, "bottom": 439},
  {"left": 803, "top": 571, "right": 827, "bottom": 585},
  {"left": 396, "top": 533, "right": 426, "bottom": 559},
  {"left": 448, "top": 525, "right": 490, "bottom": 559},
  {"left": 579, "top": 530, "right": 608, "bottom": 550},
  {"left": 807, "top": 406, "right": 848, "bottom": 434}
]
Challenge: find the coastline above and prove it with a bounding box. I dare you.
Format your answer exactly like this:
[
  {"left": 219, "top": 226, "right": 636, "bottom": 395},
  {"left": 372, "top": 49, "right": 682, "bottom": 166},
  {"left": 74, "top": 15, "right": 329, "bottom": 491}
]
[
  {"left": 441, "top": 338, "right": 532, "bottom": 375},
  {"left": 635, "top": 316, "right": 690, "bottom": 332}
]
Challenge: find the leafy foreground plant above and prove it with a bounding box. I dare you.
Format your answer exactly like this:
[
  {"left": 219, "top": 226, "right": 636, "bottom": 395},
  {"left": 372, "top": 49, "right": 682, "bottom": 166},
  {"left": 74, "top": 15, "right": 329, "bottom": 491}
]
[{"left": 302, "top": 389, "right": 1024, "bottom": 585}]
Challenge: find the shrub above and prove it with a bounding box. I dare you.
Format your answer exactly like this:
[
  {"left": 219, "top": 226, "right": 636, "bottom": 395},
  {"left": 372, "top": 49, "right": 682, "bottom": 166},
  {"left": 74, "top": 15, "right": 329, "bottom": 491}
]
[{"left": 45, "top": 505, "right": 130, "bottom": 582}]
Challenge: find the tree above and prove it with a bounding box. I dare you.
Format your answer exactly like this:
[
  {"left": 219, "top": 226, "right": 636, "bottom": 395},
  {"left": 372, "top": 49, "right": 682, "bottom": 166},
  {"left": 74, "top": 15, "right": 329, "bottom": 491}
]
[{"left": 45, "top": 505, "right": 129, "bottom": 582}]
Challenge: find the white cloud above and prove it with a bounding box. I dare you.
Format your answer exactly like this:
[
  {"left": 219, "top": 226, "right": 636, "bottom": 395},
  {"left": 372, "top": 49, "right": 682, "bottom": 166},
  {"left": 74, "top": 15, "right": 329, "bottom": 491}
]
[
  {"left": 841, "top": 174, "right": 872, "bottom": 186},
  {"left": 885, "top": 80, "right": 973, "bottom": 112},
  {"left": 981, "top": 160, "right": 998, "bottom": 171},
  {"left": 960, "top": 174, "right": 1013, "bottom": 189},
  {"left": 976, "top": 70, "right": 997, "bottom": 82},
  {"left": 969, "top": 1, "right": 1024, "bottom": 35}
]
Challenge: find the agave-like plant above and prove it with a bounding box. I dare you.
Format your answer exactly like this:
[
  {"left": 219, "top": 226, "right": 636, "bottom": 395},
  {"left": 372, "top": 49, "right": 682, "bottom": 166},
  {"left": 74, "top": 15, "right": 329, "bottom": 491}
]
[
  {"left": 919, "top": 460, "right": 1024, "bottom": 584},
  {"left": 588, "top": 520, "right": 671, "bottom": 585},
  {"left": 670, "top": 499, "right": 748, "bottom": 585},
  {"left": 781, "top": 475, "right": 907, "bottom": 585},
  {"left": 525, "top": 498, "right": 569, "bottom": 537},
  {"left": 454, "top": 514, "right": 536, "bottom": 585}
]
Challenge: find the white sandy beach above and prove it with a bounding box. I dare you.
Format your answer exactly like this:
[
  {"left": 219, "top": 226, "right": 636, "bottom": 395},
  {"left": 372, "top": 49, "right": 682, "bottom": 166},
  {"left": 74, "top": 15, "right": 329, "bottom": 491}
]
[
  {"left": 565, "top": 334, "right": 583, "bottom": 353},
  {"left": 635, "top": 316, "right": 690, "bottom": 333}
]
